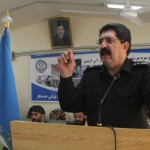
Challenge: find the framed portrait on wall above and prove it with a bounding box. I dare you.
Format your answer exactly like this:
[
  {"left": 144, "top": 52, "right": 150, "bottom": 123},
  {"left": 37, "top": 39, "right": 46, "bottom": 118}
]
[{"left": 48, "top": 17, "right": 73, "bottom": 49}]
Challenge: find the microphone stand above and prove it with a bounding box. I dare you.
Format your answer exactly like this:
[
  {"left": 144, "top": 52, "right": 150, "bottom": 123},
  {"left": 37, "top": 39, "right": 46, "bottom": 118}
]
[{"left": 97, "top": 74, "right": 120, "bottom": 127}]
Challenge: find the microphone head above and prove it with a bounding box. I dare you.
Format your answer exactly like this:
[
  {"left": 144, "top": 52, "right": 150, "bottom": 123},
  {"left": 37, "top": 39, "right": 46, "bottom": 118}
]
[{"left": 114, "top": 73, "right": 120, "bottom": 80}]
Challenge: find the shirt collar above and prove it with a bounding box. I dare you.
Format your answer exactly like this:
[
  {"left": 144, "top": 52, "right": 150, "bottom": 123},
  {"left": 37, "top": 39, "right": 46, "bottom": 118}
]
[
  {"left": 100, "top": 57, "right": 133, "bottom": 75},
  {"left": 120, "top": 57, "right": 133, "bottom": 74}
]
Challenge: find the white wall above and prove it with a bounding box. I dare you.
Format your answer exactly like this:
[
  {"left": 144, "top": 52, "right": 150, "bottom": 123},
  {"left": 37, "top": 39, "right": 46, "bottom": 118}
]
[{"left": 11, "top": 15, "right": 150, "bottom": 120}]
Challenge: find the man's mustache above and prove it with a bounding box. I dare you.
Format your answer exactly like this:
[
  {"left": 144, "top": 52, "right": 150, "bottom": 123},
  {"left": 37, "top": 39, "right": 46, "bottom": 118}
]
[{"left": 100, "top": 48, "right": 111, "bottom": 56}]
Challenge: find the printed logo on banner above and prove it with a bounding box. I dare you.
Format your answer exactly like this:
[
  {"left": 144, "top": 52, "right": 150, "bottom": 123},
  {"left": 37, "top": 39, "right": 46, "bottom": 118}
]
[
  {"left": 0, "top": 126, "right": 11, "bottom": 150},
  {"left": 35, "top": 60, "right": 47, "bottom": 73}
]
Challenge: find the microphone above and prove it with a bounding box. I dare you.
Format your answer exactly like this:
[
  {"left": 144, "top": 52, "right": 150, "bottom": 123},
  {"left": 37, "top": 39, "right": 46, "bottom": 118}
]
[{"left": 97, "top": 73, "right": 120, "bottom": 126}]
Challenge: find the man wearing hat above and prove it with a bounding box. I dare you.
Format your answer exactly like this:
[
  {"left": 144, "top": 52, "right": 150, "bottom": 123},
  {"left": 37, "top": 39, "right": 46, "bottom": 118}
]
[
  {"left": 26, "top": 105, "right": 46, "bottom": 122},
  {"left": 53, "top": 20, "right": 71, "bottom": 47}
]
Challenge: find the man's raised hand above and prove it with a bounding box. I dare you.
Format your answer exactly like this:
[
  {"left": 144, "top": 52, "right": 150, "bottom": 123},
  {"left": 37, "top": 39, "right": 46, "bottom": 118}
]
[{"left": 57, "top": 49, "right": 76, "bottom": 78}]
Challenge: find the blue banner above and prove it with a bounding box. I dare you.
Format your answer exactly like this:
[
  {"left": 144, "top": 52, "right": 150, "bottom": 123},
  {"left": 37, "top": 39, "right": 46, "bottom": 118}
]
[{"left": 31, "top": 49, "right": 150, "bottom": 102}]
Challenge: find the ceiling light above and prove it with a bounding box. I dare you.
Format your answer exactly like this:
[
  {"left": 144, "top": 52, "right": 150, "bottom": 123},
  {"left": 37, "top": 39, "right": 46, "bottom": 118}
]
[
  {"left": 106, "top": 4, "right": 142, "bottom": 10},
  {"left": 132, "top": 6, "right": 142, "bottom": 10},
  {"left": 107, "top": 4, "right": 124, "bottom": 9}
]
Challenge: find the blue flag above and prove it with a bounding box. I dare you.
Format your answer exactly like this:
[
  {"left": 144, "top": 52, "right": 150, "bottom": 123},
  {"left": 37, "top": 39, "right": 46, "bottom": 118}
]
[{"left": 0, "top": 28, "right": 21, "bottom": 150}]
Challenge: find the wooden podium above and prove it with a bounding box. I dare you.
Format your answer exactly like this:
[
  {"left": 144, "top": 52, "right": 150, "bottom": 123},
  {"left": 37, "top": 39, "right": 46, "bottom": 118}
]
[{"left": 11, "top": 121, "right": 150, "bottom": 150}]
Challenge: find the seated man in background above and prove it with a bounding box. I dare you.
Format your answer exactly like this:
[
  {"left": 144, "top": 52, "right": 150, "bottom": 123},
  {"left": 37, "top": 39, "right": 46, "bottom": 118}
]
[
  {"left": 73, "top": 112, "right": 87, "bottom": 126},
  {"left": 48, "top": 108, "right": 68, "bottom": 124},
  {"left": 49, "top": 108, "right": 67, "bottom": 120},
  {"left": 26, "top": 105, "right": 46, "bottom": 122}
]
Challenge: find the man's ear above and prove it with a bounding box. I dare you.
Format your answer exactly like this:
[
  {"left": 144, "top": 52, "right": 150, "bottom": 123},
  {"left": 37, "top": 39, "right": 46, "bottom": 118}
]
[{"left": 123, "top": 42, "right": 129, "bottom": 53}]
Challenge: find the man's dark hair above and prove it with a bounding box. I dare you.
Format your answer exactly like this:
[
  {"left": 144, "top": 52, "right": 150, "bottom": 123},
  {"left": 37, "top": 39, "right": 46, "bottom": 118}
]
[
  {"left": 27, "top": 105, "right": 45, "bottom": 119},
  {"left": 99, "top": 23, "right": 131, "bottom": 55}
]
